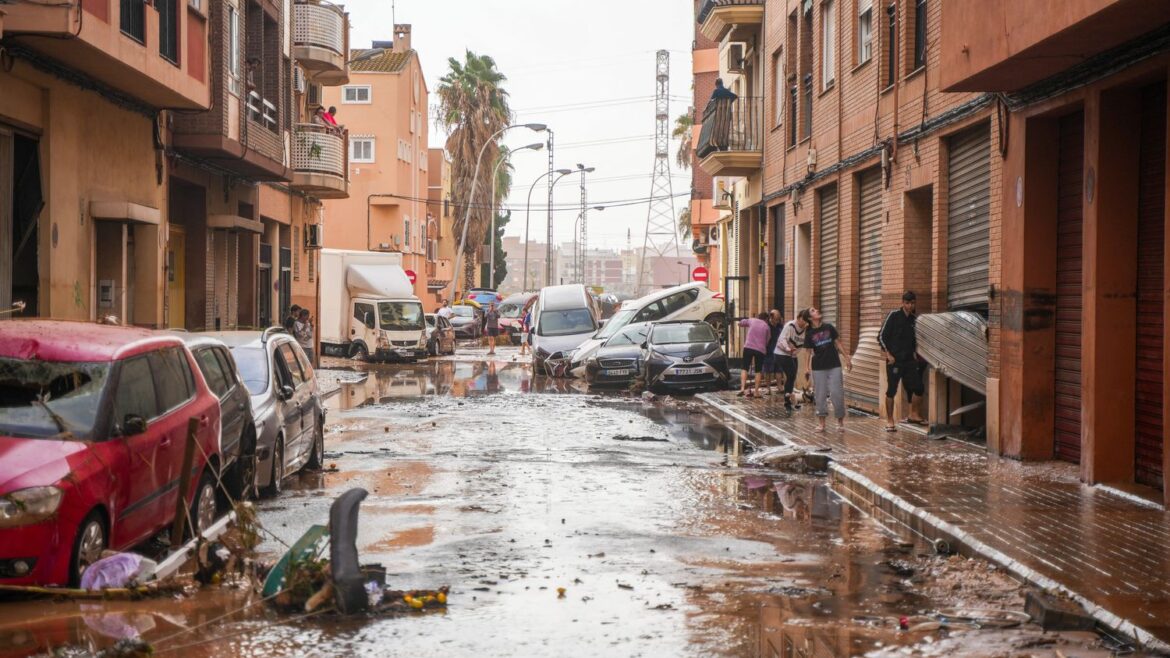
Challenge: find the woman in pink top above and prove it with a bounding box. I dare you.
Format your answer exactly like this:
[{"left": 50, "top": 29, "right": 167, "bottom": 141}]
[{"left": 737, "top": 312, "right": 771, "bottom": 397}]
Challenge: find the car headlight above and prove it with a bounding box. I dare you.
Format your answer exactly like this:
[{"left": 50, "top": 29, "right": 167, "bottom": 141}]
[
  {"left": 0, "top": 487, "right": 63, "bottom": 529},
  {"left": 586, "top": 357, "right": 598, "bottom": 367},
  {"left": 648, "top": 350, "right": 673, "bottom": 362},
  {"left": 535, "top": 347, "right": 550, "bottom": 359}
]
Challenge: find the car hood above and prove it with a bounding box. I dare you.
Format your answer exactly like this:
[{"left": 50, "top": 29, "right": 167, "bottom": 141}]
[
  {"left": 571, "top": 336, "right": 605, "bottom": 364},
  {"left": 649, "top": 341, "right": 720, "bottom": 358},
  {"left": 534, "top": 333, "right": 592, "bottom": 357},
  {"left": 449, "top": 316, "right": 477, "bottom": 326},
  {"left": 0, "top": 436, "right": 88, "bottom": 492},
  {"left": 594, "top": 345, "right": 643, "bottom": 361}
]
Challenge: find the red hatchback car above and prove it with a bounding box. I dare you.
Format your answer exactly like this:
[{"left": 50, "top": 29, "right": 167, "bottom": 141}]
[{"left": 0, "top": 321, "right": 222, "bottom": 586}]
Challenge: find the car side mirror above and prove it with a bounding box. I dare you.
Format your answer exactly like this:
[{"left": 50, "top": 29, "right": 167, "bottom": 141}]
[
  {"left": 640, "top": 342, "right": 648, "bottom": 349},
  {"left": 122, "top": 414, "right": 148, "bottom": 436},
  {"left": 364, "top": 312, "right": 375, "bottom": 329},
  {"left": 280, "top": 384, "right": 295, "bottom": 400}
]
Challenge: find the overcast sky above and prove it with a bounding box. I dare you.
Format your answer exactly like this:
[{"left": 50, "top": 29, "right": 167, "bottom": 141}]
[{"left": 344, "top": 0, "right": 695, "bottom": 251}]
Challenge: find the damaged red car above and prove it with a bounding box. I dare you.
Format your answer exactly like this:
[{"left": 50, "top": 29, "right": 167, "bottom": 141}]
[{"left": 0, "top": 321, "right": 223, "bottom": 587}]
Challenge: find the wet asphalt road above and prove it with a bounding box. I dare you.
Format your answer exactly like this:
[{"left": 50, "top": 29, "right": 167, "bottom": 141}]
[{"left": 0, "top": 346, "right": 1129, "bottom": 657}]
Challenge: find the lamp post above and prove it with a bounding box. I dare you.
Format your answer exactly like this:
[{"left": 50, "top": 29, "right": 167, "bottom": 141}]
[
  {"left": 572, "top": 205, "right": 605, "bottom": 284},
  {"left": 676, "top": 260, "right": 691, "bottom": 285},
  {"left": 487, "top": 142, "right": 543, "bottom": 288},
  {"left": 448, "top": 123, "right": 547, "bottom": 301},
  {"left": 548, "top": 163, "right": 594, "bottom": 286},
  {"left": 523, "top": 167, "right": 573, "bottom": 291}
]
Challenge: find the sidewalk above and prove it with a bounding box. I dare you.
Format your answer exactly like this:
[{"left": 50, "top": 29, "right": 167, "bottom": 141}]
[{"left": 697, "top": 389, "right": 1170, "bottom": 652}]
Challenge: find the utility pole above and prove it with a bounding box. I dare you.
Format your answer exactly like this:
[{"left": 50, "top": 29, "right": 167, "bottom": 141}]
[
  {"left": 577, "top": 168, "right": 587, "bottom": 283},
  {"left": 637, "top": 49, "right": 679, "bottom": 294}
]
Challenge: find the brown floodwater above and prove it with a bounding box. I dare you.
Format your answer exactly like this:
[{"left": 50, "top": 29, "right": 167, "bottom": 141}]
[{"left": 0, "top": 350, "right": 1134, "bottom": 657}]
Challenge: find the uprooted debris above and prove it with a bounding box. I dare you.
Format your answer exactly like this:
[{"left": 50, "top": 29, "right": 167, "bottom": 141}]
[
  {"left": 613, "top": 434, "right": 669, "bottom": 442},
  {"left": 745, "top": 445, "right": 831, "bottom": 473}
]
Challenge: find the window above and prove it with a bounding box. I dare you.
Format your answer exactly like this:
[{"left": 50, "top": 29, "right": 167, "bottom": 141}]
[
  {"left": 634, "top": 300, "right": 667, "bottom": 323},
  {"left": 120, "top": 0, "right": 145, "bottom": 42},
  {"left": 404, "top": 217, "right": 411, "bottom": 250},
  {"left": 857, "top": 0, "right": 873, "bottom": 64},
  {"left": 158, "top": 0, "right": 179, "bottom": 64},
  {"left": 343, "top": 85, "right": 372, "bottom": 104},
  {"left": 212, "top": 349, "right": 239, "bottom": 389},
  {"left": 114, "top": 356, "right": 159, "bottom": 430},
  {"left": 278, "top": 344, "right": 306, "bottom": 386},
  {"left": 772, "top": 50, "right": 784, "bottom": 127},
  {"left": 227, "top": 4, "right": 241, "bottom": 96},
  {"left": 822, "top": 0, "right": 836, "bottom": 90},
  {"left": 354, "top": 302, "right": 376, "bottom": 328},
  {"left": 351, "top": 137, "right": 374, "bottom": 163},
  {"left": 885, "top": 2, "right": 897, "bottom": 87},
  {"left": 912, "top": 0, "right": 926, "bottom": 71},
  {"left": 397, "top": 138, "right": 413, "bottom": 163},
  {"left": 149, "top": 348, "right": 195, "bottom": 414},
  {"left": 194, "top": 348, "right": 230, "bottom": 398},
  {"left": 293, "top": 345, "right": 314, "bottom": 380}
]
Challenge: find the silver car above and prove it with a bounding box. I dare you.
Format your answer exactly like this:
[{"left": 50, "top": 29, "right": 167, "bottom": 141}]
[{"left": 200, "top": 329, "right": 326, "bottom": 496}]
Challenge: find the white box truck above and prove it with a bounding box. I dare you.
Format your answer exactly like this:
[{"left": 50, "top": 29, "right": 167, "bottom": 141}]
[{"left": 319, "top": 249, "right": 427, "bottom": 362}]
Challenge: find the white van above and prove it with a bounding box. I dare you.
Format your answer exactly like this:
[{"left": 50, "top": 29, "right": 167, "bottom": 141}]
[
  {"left": 531, "top": 284, "right": 599, "bottom": 376},
  {"left": 571, "top": 282, "right": 725, "bottom": 372}
]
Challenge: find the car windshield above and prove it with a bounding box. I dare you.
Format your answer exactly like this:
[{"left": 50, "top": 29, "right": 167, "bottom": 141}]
[
  {"left": 0, "top": 357, "right": 111, "bottom": 439},
  {"left": 605, "top": 325, "right": 648, "bottom": 347},
  {"left": 425, "top": 315, "right": 436, "bottom": 327},
  {"left": 594, "top": 308, "right": 636, "bottom": 340},
  {"left": 379, "top": 302, "right": 425, "bottom": 331},
  {"left": 231, "top": 346, "right": 269, "bottom": 395},
  {"left": 538, "top": 308, "right": 596, "bottom": 337},
  {"left": 451, "top": 306, "right": 475, "bottom": 318},
  {"left": 652, "top": 324, "right": 716, "bottom": 345},
  {"left": 498, "top": 302, "right": 526, "bottom": 318}
]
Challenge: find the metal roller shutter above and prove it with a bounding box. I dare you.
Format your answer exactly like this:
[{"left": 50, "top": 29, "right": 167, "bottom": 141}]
[
  {"left": 947, "top": 124, "right": 991, "bottom": 311},
  {"left": 1054, "top": 111, "right": 1084, "bottom": 465},
  {"left": 846, "top": 169, "right": 883, "bottom": 410},
  {"left": 818, "top": 185, "right": 839, "bottom": 325},
  {"left": 1135, "top": 82, "right": 1165, "bottom": 490}
]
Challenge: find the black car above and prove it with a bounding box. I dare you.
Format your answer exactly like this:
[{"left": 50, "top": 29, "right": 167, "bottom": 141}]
[
  {"left": 583, "top": 322, "right": 650, "bottom": 389},
  {"left": 640, "top": 321, "right": 730, "bottom": 394}
]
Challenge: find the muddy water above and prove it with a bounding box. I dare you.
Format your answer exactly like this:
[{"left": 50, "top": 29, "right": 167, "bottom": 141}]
[{"left": 0, "top": 350, "right": 1125, "bottom": 657}]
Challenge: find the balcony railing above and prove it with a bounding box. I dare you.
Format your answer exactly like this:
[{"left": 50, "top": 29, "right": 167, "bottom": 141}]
[
  {"left": 696, "top": 96, "right": 763, "bottom": 158},
  {"left": 293, "top": 1, "right": 345, "bottom": 56},
  {"left": 291, "top": 124, "right": 348, "bottom": 197},
  {"left": 247, "top": 91, "right": 278, "bottom": 132},
  {"left": 696, "top": 0, "right": 762, "bottom": 25}
]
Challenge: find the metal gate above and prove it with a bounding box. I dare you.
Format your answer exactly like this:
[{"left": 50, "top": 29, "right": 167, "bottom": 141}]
[
  {"left": 818, "top": 185, "right": 839, "bottom": 325},
  {"left": 846, "top": 168, "right": 883, "bottom": 410},
  {"left": 1054, "top": 111, "right": 1084, "bottom": 465},
  {"left": 1136, "top": 83, "right": 1165, "bottom": 489},
  {"left": 946, "top": 123, "right": 992, "bottom": 310}
]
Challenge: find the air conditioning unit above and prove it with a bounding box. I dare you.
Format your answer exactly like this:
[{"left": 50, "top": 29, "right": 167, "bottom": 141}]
[
  {"left": 292, "top": 66, "right": 306, "bottom": 94},
  {"left": 307, "top": 82, "right": 322, "bottom": 108},
  {"left": 712, "top": 177, "right": 732, "bottom": 209},
  {"left": 726, "top": 43, "right": 745, "bottom": 74},
  {"left": 305, "top": 223, "right": 323, "bottom": 249},
  {"left": 708, "top": 226, "right": 720, "bottom": 245}
]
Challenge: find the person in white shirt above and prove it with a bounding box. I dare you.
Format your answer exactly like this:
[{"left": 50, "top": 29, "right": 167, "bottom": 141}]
[
  {"left": 774, "top": 309, "right": 810, "bottom": 414},
  {"left": 437, "top": 299, "right": 454, "bottom": 320}
]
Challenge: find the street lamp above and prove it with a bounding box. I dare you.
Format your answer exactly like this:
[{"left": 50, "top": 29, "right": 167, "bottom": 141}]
[
  {"left": 523, "top": 167, "right": 573, "bottom": 291},
  {"left": 572, "top": 205, "right": 605, "bottom": 284},
  {"left": 676, "top": 260, "right": 692, "bottom": 285},
  {"left": 488, "top": 142, "right": 544, "bottom": 288},
  {"left": 449, "top": 123, "right": 547, "bottom": 300},
  {"left": 567, "top": 164, "right": 595, "bottom": 285}
]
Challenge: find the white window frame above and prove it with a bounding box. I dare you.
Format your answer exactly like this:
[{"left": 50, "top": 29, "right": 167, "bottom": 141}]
[
  {"left": 822, "top": 0, "right": 836, "bottom": 90},
  {"left": 350, "top": 137, "right": 375, "bottom": 163},
  {"left": 227, "top": 3, "right": 241, "bottom": 96},
  {"left": 773, "top": 50, "right": 784, "bottom": 127},
  {"left": 342, "top": 85, "right": 372, "bottom": 104},
  {"left": 857, "top": 0, "right": 873, "bottom": 65}
]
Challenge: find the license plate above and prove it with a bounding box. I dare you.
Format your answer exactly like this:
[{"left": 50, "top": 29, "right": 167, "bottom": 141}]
[{"left": 605, "top": 369, "right": 631, "bottom": 376}]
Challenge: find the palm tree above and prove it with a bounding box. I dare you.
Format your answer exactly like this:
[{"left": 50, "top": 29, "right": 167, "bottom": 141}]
[
  {"left": 673, "top": 111, "right": 694, "bottom": 170},
  {"left": 677, "top": 206, "right": 692, "bottom": 239},
  {"left": 437, "top": 51, "right": 513, "bottom": 292}
]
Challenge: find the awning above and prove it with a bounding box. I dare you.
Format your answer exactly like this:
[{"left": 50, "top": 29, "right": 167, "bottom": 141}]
[
  {"left": 90, "top": 201, "right": 160, "bottom": 225},
  {"left": 208, "top": 214, "right": 264, "bottom": 233},
  {"left": 427, "top": 279, "right": 451, "bottom": 291},
  {"left": 915, "top": 311, "right": 988, "bottom": 395}
]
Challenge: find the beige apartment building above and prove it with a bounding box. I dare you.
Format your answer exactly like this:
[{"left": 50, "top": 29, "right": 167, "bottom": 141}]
[
  {"left": 424, "top": 147, "right": 455, "bottom": 306},
  {"left": 320, "top": 26, "right": 438, "bottom": 302}
]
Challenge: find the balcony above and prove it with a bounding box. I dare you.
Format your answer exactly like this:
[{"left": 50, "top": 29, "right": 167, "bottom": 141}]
[
  {"left": 696, "top": 0, "right": 763, "bottom": 42},
  {"left": 172, "top": 90, "right": 288, "bottom": 180},
  {"left": 291, "top": 124, "right": 348, "bottom": 198},
  {"left": 293, "top": 1, "right": 349, "bottom": 86},
  {"left": 696, "top": 97, "right": 763, "bottom": 177}
]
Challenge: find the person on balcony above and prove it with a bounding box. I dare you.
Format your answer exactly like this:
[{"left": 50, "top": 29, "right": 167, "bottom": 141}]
[
  {"left": 313, "top": 106, "right": 343, "bottom": 136},
  {"left": 706, "top": 78, "right": 738, "bottom": 152}
]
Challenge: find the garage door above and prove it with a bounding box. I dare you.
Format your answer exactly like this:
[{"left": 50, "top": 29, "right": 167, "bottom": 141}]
[
  {"left": 845, "top": 168, "right": 883, "bottom": 410},
  {"left": 946, "top": 124, "right": 992, "bottom": 311},
  {"left": 818, "top": 185, "right": 839, "bottom": 325},
  {"left": 1054, "top": 111, "right": 1084, "bottom": 465},
  {"left": 1136, "top": 82, "right": 1165, "bottom": 490}
]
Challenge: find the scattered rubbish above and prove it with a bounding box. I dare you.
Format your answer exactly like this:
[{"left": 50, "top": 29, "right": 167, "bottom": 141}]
[
  {"left": 927, "top": 423, "right": 986, "bottom": 443},
  {"left": 746, "top": 445, "right": 830, "bottom": 473},
  {"left": 933, "top": 607, "right": 1030, "bottom": 629},
  {"left": 613, "top": 434, "right": 669, "bottom": 442},
  {"left": 883, "top": 559, "right": 917, "bottom": 578},
  {"left": 1024, "top": 590, "right": 1095, "bottom": 631},
  {"left": 899, "top": 615, "right": 909, "bottom": 630},
  {"left": 617, "top": 582, "right": 634, "bottom": 590},
  {"left": 588, "top": 552, "right": 606, "bottom": 558},
  {"left": 651, "top": 603, "right": 673, "bottom": 610},
  {"left": 557, "top": 587, "right": 567, "bottom": 598},
  {"left": 79, "top": 553, "right": 158, "bottom": 591}
]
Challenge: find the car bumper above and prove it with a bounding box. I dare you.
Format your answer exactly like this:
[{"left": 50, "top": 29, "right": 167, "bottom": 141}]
[
  {"left": 647, "top": 363, "right": 729, "bottom": 391},
  {"left": 0, "top": 521, "right": 68, "bottom": 585},
  {"left": 375, "top": 347, "right": 426, "bottom": 361}
]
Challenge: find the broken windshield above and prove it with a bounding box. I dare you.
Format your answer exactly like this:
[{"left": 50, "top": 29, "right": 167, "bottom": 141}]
[
  {"left": 379, "top": 302, "right": 425, "bottom": 331},
  {"left": 0, "top": 357, "right": 111, "bottom": 440}
]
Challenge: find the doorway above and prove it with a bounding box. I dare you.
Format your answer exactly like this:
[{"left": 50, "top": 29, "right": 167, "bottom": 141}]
[
  {"left": 772, "top": 204, "right": 785, "bottom": 314},
  {"left": 167, "top": 224, "right": 186, "bottom": 328},
  {"left": 2, "top": 131, "right": 42, "bottom": 317}
]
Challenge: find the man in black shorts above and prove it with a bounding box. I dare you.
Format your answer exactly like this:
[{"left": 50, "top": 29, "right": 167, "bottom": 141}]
[
  {"left": 484, "top": 302, "right": 501, "bottom": 355},
  {"left": 878, "top": 291, "right": 925, "bottom": 431}
]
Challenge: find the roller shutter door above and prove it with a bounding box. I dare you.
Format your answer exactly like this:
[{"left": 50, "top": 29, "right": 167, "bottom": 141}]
[
  {"left": 818, "top": 185, "right": 839, "bottom": 325},
  {"left": 1054, "top": 111, "right": 1084, "bottom": 465},
  {"left": 947, "top": 124, "right": 991, "bottom": 311},
  {"left": 845, "top": 169, "right": 883, "bottom": 410},
  {"left": 1135, "top": 82, "right": 1165, "bottom": 490}
]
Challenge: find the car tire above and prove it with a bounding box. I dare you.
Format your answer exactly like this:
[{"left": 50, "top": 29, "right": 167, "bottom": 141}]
[
  {"left": 224, "top": 427, "right": 257, "bottom": 503},
  {"left": 189, "top": 469, "right": 218, "bottom": 538},
  {"left": 262, "top": 436, "right": 285, "bottom": 498},
  {"left": 69, "top": 511, "right": 107, "bottom": 587},
  {"left": 305, "top": 420, "right": 324, "bottom": 471},
  {"left": 427, "top": 340, "right": 437, "bottom": 356},
  {"left": 704, "top": 312, "right": 727, "bottom": 341},
  {"left": 349, "top": 342, "right": 369, "bottom": 361}
]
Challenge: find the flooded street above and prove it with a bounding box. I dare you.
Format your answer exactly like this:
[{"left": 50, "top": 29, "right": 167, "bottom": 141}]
[{"left": 1, "top": 348, "right": 1128, "bottom": 657}]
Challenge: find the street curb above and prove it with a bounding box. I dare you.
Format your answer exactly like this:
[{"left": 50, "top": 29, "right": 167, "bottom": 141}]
[{"left": 695, "top": 392, "right": 1170, "bottom": 654}]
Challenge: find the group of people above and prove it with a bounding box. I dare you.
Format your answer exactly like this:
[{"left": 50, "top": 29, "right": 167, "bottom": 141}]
[
  {"left": 312, "top": 105, "right": 343, "bottom": 136},
  {"left": 435, "top": 298, "right": 524, "bottom": 357},
  {"left": 736, "top": 291, "right": 925, "bottom": 434},
  {"left": 283, "top": 304, "right": 316, "bottom": 363}
]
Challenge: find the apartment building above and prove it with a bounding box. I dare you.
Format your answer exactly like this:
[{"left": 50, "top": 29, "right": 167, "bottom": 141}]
[
  {"left": 424, "top": 148, "right": 455, "bottom": 305},
  {"left": 500, "top": 236, "right": 551, "bottom": 294},
  {"left": 690, "top": 0, "right": 724, "bottom": 298},
  {"left": 320, "top": 26, "right": 432, "bottom": 301}
]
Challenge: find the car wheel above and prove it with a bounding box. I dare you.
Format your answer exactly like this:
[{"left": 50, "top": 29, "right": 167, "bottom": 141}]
[
  {"left": 262, "top": 436, "right": 285, "bottom": 497},
  {"left": 70, "top": 511, "right": 107, "bottom": 587},
  {"left": 190, "top": 469, "right": 218, "bottom": 538},
  {"left": 427, "top": 340, "right": 437, "bottom": 356},
  {"left": 349, "top": 343, "right": 369, "bottom": 361},
  {"left": 305, "top": 420, "right": 324, "bottom": 471},
  {"left": 224, "top": 427, "right": 257, "bottom": 502},
  {"left": 704, "top": 312, "right": 727, "bottom": 342}
]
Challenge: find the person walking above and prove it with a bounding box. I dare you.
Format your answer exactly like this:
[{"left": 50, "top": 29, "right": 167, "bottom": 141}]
[
  {"left": 294, "top": 308, "right": 315, "bottom": 365},
  {"left": 437, "top": 299, "right": 454, "bottom": 320},
  {"left": 484, "top": 302, "right": 501, "bottom": 355},
  {"left": 775, "top": 309, "right": 810, "bottom": 415},
  {"left": 519, "top": 308, "right": 532, "bottom": 356},
  {"left": 879, "top": 291, "right": 926, "bottom": 432},
  {"left": 803, "top": 307, "right": 852, "bottom": 432},
  {"left": 283, "top": 304, "right": 301, "bottom": 332},
  {"left": 761, "top": 309, "right": 783, "bottom": 394},
  {"left": 736, "top": 312, "right": 771, "bottom": 398}
]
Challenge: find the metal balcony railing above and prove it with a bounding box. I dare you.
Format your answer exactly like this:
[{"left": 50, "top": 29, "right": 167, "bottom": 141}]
[
  {"left": 697, "top": 0, "right": 763, "bottom": 25},
  {"left": 292, "top": 124, "right": 346, "bottom": 178},
  {"left": 696, "top": 96, "right": 763, "bottom": 159},
  {"left": 293, "top": 1, "right": 345, "bottom": 55}
]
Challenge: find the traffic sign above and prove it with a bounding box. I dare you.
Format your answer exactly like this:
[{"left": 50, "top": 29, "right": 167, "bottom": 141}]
[
  {"left": 692, "top": 266, "right": 709, "bottom": 282},
  {"left": 405, "top": 269, "right": 417, "bottom": 284}
]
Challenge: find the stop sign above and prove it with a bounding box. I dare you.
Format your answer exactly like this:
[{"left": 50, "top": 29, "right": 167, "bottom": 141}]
[
  {"left": 405, "top": 269, "right": 417, "bottom": 284},
  {"left": 692, "top": 266, "right": 709, "bottom": 282}
]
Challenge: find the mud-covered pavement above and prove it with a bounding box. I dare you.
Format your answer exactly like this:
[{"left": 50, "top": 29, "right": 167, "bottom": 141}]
[{"left": 1, "top": 347, "right": 1134, "bottom": 657}]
